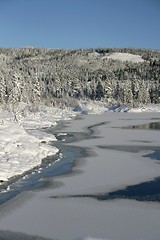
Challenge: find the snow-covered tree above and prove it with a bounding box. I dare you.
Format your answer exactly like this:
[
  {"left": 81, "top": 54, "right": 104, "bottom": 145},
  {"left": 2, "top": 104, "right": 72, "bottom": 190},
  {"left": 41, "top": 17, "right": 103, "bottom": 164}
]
[
  {"left": 0, "top": 47, "right": 159, "bottom": 108},
  {"left": 0, "top": 72, "right": 6, "bottom": 105}
]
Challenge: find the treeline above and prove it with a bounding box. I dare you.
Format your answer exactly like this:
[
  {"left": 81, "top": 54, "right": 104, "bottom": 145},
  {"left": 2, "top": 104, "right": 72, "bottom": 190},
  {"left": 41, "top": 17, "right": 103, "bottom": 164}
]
[{"left": 0, "top": 47, "right": 159, "bottom": 109}]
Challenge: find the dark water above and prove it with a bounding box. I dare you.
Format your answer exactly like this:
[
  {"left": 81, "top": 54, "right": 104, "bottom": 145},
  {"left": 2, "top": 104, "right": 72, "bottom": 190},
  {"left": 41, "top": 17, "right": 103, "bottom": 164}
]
[
  {"left": 51, "top": 176, "right": 160, "bottom": 202},
  {"left": 125, "top": 121, "right": 160, "bottom": 130}
]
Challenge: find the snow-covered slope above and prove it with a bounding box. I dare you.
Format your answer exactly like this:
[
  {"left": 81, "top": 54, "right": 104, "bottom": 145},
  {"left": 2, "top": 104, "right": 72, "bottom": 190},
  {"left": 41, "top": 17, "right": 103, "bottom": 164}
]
[{"left": 104, "top": 52, "right": 144, "bottom": 63}]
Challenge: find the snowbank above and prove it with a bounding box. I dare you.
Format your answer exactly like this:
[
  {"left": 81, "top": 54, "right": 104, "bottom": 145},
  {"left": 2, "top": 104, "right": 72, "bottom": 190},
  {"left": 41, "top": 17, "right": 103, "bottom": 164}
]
[
  {"left": 128, "top": 104, "right": 160, "bottom": 112},
  {"left": 74, "top": 101, "right": 160, "bottom": 114},
  {"left": 0, "top": 105, "right": 76, "bottom": 184},
  {"left": 74, "top": 100, "right": 107, "bottom": 114},
  {"left": 0, "top": 120, "right": 58, "bottom": 183}
]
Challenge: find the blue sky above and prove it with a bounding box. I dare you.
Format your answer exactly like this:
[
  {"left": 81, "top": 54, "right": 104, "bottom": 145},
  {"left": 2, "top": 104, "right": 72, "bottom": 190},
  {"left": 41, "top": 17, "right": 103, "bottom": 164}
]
[{"left": 0, "top": 0, "right": 159, "bottom": 49}]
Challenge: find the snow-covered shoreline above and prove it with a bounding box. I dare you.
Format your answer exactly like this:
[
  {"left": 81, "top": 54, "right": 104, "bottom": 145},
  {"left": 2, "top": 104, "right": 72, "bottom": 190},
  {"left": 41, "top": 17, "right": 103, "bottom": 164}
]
[
  {"left": 0, "top": 102, "right": 160, "bottom": 186},
  {"left": 0, "top": 104, "right": 77, "bottom": 185}
]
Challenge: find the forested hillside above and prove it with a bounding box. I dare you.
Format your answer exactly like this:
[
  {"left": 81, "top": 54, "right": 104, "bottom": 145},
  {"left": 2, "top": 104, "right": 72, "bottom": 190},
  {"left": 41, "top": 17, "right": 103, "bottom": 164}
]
[{"left": 0, "top": 47, "right": 159, "bottom": 110}]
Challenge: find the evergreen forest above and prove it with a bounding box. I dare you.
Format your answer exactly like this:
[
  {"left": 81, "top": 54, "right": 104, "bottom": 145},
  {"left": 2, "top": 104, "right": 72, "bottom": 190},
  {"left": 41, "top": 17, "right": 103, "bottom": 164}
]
[{"left": 0, "top": 47, "right": 159, "bottom": 110}]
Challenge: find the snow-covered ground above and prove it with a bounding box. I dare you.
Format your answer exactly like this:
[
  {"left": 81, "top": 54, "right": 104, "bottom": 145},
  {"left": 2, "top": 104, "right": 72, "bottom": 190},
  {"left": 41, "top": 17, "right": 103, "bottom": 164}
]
[
  {"left": 0, "top": 104, "right": 76, "bottom": 184},
  {"left": 128, "top": 104, "right": 160, "bottom": 112},
  {"left": 0, "top": 108, "right": 160, "bottom": 240},
  {"left": 104, "top": 52, "right": 144, "bottom": 63}
]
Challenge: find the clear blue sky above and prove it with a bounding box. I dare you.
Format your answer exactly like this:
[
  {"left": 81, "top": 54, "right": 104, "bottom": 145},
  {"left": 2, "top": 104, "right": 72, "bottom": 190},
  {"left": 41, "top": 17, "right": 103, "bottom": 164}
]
[{"left": 0, "top": 0, "right": 159, "bottom": 49}]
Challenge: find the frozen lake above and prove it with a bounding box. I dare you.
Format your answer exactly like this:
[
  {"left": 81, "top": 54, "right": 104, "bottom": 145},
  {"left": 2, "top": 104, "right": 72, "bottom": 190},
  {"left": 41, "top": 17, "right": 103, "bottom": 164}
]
[{"left": 0, "top": 112, "right": 160, "bottom": 240}]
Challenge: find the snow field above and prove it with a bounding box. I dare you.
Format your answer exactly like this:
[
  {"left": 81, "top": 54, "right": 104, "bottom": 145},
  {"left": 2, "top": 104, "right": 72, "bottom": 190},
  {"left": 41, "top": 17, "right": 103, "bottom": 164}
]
[{"left": 104, "top": 52, "right": 144, "bottom": 63}]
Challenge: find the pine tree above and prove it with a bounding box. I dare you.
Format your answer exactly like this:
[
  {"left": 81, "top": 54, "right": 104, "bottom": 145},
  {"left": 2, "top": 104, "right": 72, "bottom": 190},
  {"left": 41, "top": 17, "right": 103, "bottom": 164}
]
[
  {"left": 96, "top": 81, "right": 104, "bottom": 100},
  {"left": 0, "top": 72, "right": 6, "bottom": 104},
  {"left": 123, "top": 80, "right": 133, "bottom": 105}
]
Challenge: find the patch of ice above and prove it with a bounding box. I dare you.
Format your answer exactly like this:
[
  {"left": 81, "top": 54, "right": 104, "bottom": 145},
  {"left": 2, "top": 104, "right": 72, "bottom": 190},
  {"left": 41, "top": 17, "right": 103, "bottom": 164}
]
[{"left": 57, "top": 133, "right": 67, "bottom": 136}]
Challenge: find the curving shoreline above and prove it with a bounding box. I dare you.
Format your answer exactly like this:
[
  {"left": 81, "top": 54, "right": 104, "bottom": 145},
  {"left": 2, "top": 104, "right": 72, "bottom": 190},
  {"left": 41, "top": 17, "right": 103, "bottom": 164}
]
[
  {"left": 0, "top": 119, "right": 91, "bottom": 205},
  {"left": 0, "top": 112, "right": 160, "bottom": 240}
]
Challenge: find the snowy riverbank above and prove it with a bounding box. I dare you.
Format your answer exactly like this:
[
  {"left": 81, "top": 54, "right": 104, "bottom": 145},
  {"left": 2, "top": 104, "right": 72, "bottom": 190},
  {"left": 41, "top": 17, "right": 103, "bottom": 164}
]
[
  {"left": 0, "top": 102, "right": 160, "bottom": 185},
  {"left": 0, "top": 104, "right": 77, "bottom": 184}
]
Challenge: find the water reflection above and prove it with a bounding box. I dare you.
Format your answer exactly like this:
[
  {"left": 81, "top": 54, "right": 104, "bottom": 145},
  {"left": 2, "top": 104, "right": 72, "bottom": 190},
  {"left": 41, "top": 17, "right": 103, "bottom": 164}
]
[
  {"left": 51, "top": 177, "right": 160, "bottom": 202},
  {"left": 125, "top": 121, "right": 160, "bottom": 130}
]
